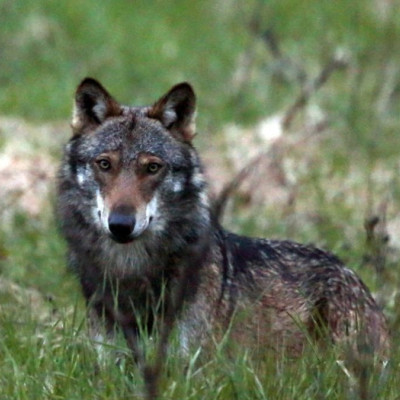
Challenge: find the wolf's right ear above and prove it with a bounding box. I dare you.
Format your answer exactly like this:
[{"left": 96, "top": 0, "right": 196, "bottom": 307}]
[{"left": 72, "top": 78, "right": 122, "bottom": 135}]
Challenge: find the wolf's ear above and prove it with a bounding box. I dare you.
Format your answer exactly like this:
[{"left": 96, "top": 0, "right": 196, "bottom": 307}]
[
  {"left": 148, "top": 83, "right": 196, "bottom": 142},
  {"left": 72, "top": 78, "right": 122, "bottom": 135}
]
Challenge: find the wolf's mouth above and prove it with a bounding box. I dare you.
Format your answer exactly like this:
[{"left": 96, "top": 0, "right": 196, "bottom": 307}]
[{"left": 109, "top": 233, "right": 136, "bottom": 244}]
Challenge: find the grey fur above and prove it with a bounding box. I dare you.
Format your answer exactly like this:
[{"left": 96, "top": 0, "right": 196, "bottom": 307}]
[{"left": 57, "top": 78, "right": 389, "bottom": 359}]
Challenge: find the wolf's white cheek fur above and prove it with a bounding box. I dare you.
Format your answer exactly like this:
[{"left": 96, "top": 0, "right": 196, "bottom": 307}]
[
  {"left": 77, "top": 172, "right": 85, "bottom": 186},
  {"left": 76, "top": 165, "right": 92, "bottom": 187},
  {"left": 172, "top": 180, "right": 183, "bottom": 193},
  {"left": 93, "top": 188, "right": 110, "bottom": 231},
  {"left": 146, "top": 195, "right": 165, "bottom": 234},
  {"left": 76, "top": 166, "right": 109, "bottom": 231}
]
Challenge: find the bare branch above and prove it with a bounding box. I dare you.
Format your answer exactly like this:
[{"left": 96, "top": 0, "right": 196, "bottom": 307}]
[
  {"left": 364, "top": 199, "right": 390, "bottom": 277},
  {"left": 262, "top": 29, "right": 307, "bottom": 85},
  {"left": 213, "top": 128, "right": 325, "bottom": 221},
  {"left": 282, "top": 53, "right": 349, "bottom": 130}
]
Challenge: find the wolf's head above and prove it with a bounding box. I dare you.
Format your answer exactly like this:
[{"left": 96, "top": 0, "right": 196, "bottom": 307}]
[{"left": 64, "top": 78, "right": 208, "bottom": 245}]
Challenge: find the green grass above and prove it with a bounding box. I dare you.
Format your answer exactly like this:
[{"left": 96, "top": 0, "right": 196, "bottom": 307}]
[
  {"left": 2, "top": 0, "right": 400, "bottom": 398},
  {"left": 0, "top": 294, "right": 397, "bottom": 399}
]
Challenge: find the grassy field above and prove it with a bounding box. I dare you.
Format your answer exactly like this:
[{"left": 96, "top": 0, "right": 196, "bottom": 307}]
[{"left": 2, "top": 0, "right": 400, "bottom": 398}]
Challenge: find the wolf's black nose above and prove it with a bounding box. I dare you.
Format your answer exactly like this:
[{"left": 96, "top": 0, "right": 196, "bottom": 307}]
[{"left": 108, "top": 212, "right": 136, "bottom": 243}]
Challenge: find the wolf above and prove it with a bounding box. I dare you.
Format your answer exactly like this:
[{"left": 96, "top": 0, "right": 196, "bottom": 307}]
[{"left": 57, "top": 78, "right": 389, "bottom": 359}]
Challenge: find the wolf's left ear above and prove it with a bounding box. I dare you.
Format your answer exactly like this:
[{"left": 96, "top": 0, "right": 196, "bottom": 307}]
[
  {"left": 72, "top": 78, "right": 122, "bottom": 135},
  {"left": 148, "top": 83, "right": 196, "bottom": 142}
]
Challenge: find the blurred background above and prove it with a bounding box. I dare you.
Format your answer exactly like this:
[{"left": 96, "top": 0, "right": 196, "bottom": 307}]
[{"left": 1, "top": 0, "right": 400, "bottom": 396}]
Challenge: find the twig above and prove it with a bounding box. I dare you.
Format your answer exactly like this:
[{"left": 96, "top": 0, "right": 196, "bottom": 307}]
[
  {"left": 213, "top": 128, "right": 325, "bottom": 221},
  {"left": 262, "top": 29, "right": 307, "bottom": 85},
  {"left": 213, "top": 152, "right": 266, "bottom": 220},
  {"left": 282, "top": 53, "right": 349, "bottom": 130},
  {"left": 364, "top": 199, "right": 389, "bottom": 277},
  {"left": 232, "top": 2, "right": 265, "bottom": 92}
]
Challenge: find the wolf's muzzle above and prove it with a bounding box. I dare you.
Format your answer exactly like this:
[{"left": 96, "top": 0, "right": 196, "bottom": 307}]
[{"left": 108, "top": 211, "right": 136, "bottom": 243}]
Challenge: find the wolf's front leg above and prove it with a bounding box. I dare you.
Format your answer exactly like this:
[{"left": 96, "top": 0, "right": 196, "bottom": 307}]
[
  {"left": 120, "top": 322, "right": 145, "bottom": 366},
  {"left": 87, "top": 306, "right": 124, "bottom": 365},
  {"left": 89, "top": 304, "right": 145, "bottom": 367}
]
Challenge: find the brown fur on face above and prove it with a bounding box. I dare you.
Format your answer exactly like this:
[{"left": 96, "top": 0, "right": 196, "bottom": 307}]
[{"left": 94, "top": 151, "right": 166, "bottom": 215}]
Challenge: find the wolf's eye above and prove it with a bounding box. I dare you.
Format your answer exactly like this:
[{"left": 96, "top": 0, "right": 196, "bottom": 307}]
[
  {"left": 97, "top": 159, "right": 111, "bottom": 171},
  {"left": 147, "top": 163, "right": 161, "bottom": 174}
]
